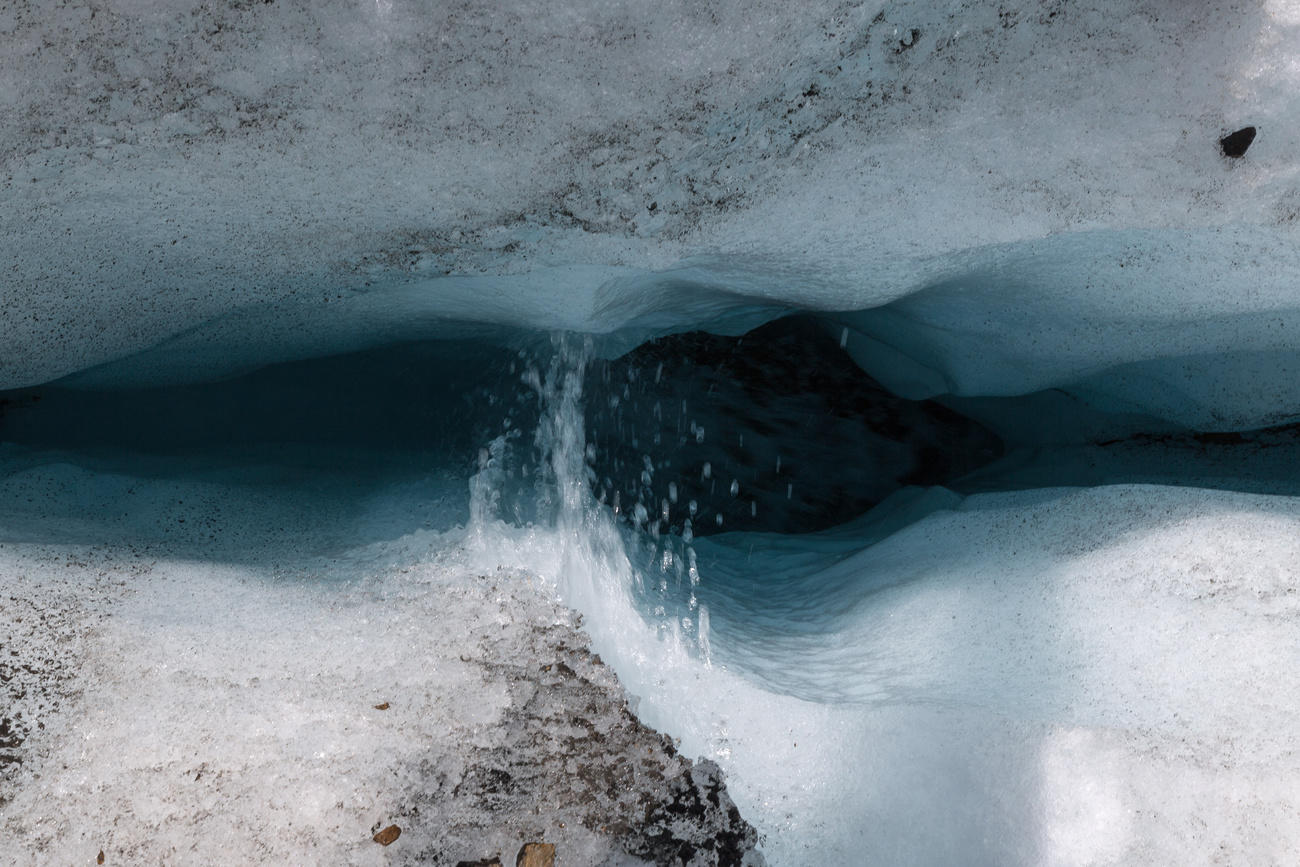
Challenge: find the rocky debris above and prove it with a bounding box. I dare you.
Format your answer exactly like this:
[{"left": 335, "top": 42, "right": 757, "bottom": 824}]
[
  {"left": 390, "top": 576, "right": 763, "bottom": 867},
  {"left": 373, "top": 825, "right": 402, "bottom": 846},
  {"left": 515, "top": 842, "right": 555, "bottom": 867},
  {"left": 455, "top": 859, "right": 502, "bottom": 867},
  {"left": 374, "top": 702, "right": 391, "bottom": 711},
  {"left": 589, "top": 315, "right": 1002, "bottom": 536}
]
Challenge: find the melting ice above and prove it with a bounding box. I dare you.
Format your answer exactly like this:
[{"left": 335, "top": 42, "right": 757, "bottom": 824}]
[{"left": 4, "top": 322, "right": 1298, "bottom": 865}]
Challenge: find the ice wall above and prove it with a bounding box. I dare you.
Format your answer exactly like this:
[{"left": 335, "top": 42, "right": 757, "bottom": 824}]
[{"left": 4, "top": 1, "right": 1300, "bottom": 432}]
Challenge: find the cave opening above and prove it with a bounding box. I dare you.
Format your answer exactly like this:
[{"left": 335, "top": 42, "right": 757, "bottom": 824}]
[{"left": 4, "top": 312, "right": 1300, "bottom": 551}]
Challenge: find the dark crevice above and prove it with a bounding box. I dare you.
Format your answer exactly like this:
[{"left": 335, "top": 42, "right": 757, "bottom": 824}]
[
  {"left": 586, "top": 316, "right": 1004, "bottom": 535},
  {"left": 4, "top": 313, "right": 1300, "bottom": 545}
]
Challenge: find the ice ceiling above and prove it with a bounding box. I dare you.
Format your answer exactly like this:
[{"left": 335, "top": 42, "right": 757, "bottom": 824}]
[{"left": 4, "top": 0, "right": 1300, "bottom": 434}]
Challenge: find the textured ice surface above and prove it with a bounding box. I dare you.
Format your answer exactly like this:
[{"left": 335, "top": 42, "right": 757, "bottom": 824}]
[
  {"left": 0, "top": 453, "right": 760, "bottom": 866},
  {"left": 5, "top": 0, "right": 1300, "bottom": 431},
  {"left": 7, "top": 446, "right": 1296, "bottom": 865}
]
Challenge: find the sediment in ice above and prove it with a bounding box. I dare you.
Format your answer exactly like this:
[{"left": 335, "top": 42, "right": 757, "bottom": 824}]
[{"left": 0, "top": 459, "right": 759, "bottom": 866}]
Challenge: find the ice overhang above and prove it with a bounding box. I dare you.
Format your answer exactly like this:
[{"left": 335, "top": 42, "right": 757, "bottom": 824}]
[{"left": 4, "top": 0, "right": 1300, "bottom": 433}]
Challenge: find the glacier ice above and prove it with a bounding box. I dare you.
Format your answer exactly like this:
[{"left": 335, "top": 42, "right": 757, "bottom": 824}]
[
  {"left": 3, "top": 0, "right": 1300, "bottom": 432},
  {"left": 4, "top": 0, "right": 1300, "bottom": 864}
]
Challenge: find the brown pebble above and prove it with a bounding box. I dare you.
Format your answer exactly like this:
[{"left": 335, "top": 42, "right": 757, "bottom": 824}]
[
  {"left": 516, "top": 842, "right": 556, "bottom": 867},
  {"left": 372, "top": 824, "right": 401, "bottom": 846},
  {"left": 97, "top": 852, "right": 104, "bottom": 865},
  {"left": 373, "top": 702, "right": 390, "bottom": 710}
]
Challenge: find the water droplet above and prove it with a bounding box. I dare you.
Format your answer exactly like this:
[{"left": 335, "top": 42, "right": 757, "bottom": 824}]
[
  {"left": 840, "top": 326, "right": 849, "bottom": 348},
  {"left": 702, "top": 462, "right": 712, "bottom": 480},
  {"left": 668, "top": 481, "right": 679, "bottom": 503},
  {"left": 730, "top": 479, "right": 739, "bottom": 497}
]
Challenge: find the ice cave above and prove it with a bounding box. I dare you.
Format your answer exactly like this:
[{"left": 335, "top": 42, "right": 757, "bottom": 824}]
[{"left": 2, "top": 1, "right": 1299, "bottom": 864}]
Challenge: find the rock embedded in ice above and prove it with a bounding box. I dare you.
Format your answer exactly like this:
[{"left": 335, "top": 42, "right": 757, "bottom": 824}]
[
  {"left": 586, "top": 317, "right": 1001, "bottom": 535},
  {"left": 515, "top": 841, "right": 556, "bottom": 867},
  {"left": 372, "top": 824, "right": 401, "bottom": 846},
  {"left": 1219, "top": 125, "right": 1257, "bottom": 158}
]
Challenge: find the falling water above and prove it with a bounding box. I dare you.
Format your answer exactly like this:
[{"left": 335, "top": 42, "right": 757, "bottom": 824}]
[{"left": 464, "top": 333, "right": 713, "bottom": 677}]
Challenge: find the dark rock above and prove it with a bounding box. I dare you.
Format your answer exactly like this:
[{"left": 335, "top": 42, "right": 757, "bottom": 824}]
[
  {"left": 1220, "top": 126, "right": 1256, "bottom": 158},
  {"left": 626, "top": 760, "right": 759, "bottom": 867},
  {"left": 587, "top": 315, "right": 1002, "bottom": 536},
  {"left": 456, "top": 859, "right": 502, "bottom": 867}
]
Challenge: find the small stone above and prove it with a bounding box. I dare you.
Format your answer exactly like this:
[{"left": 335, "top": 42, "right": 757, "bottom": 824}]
[
  {"left": 97, "top": 852, "right": 104, "bottom": 865},
  {"left": 516, "top": 842, "right": 556, "bottom": 867},
  {"left": 1220, "top": 125, "right": 1256, "bottom": 158},
  {"left": 456, "top": 859, "right": 502, "bottom": 867},
  {"left": 373, "top": 702, "right": 390, "bottom": 710},
  {"left": 372, "top": 824, "right": 401, "bottom": 846}
]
